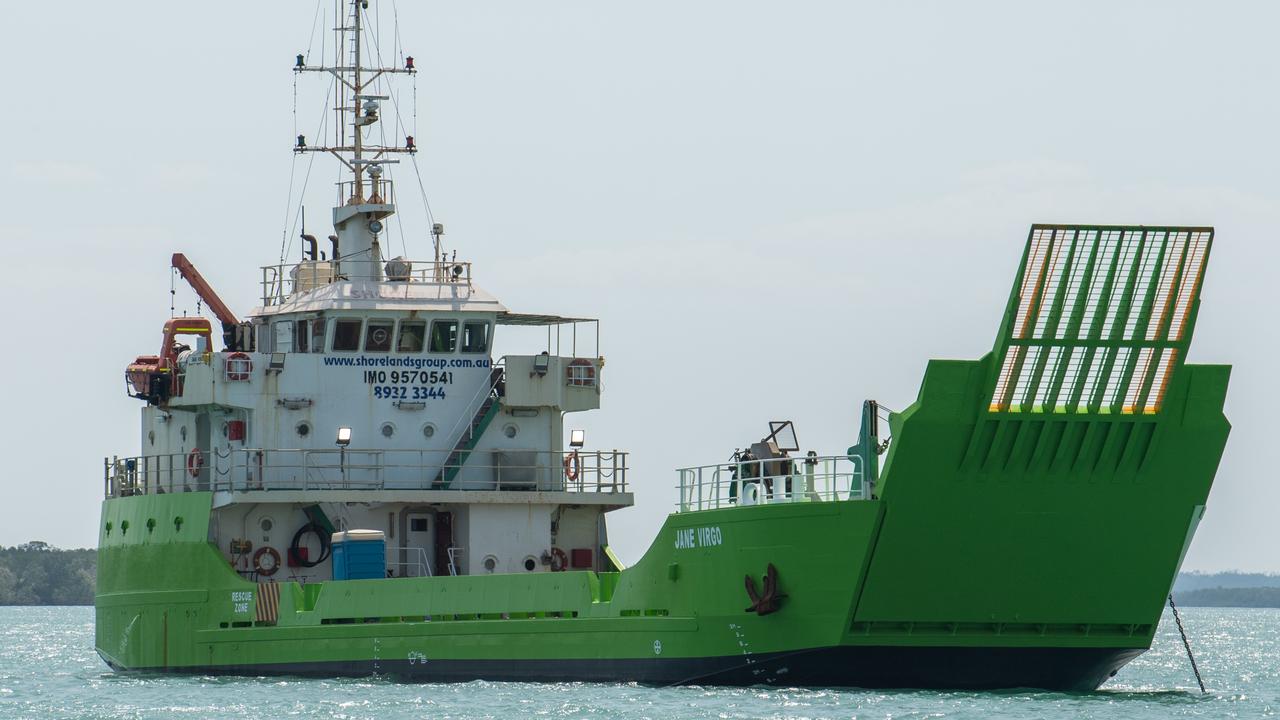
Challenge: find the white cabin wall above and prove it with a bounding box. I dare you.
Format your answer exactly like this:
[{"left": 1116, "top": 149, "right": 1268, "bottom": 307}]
[
  {"left": 465, "top": 504, "right": 553, "bottom": 575},
  {"left": 554, "top": 506, "right": 604, "bottom": 570},
  {"left": 454, "top": 408, "right": 553, "bottom": 490}
]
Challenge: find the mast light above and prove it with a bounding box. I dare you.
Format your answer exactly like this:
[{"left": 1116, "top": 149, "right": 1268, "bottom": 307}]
[
  {"left": 405, "top": 56, "right": 415, "bottom": 71},
  {"left": 405, "top": 135, "right": 416, "bottom": 151},
  {"left": 296, "top": 135, "right": 306, "bottom": 149},
  {"left": 295, "top": 53, "right": 305, "bottom": 69}
]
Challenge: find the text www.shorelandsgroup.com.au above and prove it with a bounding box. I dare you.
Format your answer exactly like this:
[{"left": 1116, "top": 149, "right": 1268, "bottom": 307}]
[{"left": 322, "top": 355, "right": 491, "bottom": 370}]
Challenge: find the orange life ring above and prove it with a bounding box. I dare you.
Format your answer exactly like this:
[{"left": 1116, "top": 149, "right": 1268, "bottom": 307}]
[
  {"left": 566, "top": 358, "right": 596, "bottom": 387},
  {"left": 186, "top": 448, "right": 205, "bottom": 478},
  {"left": 225, "top": 351, "right": 252, "bottom": 381},
  {"left": 563, "top": 451, "right": 581, "bottom": 481},
  {"left": 549, "top": 547, "right": 569, "bottom": 572},
  {"left": 253, "top": 546, "right": 281, "bottom": 577}
]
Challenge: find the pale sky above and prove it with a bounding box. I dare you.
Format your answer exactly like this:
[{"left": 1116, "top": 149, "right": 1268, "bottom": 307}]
[{"left": 1, "top": 1, "right": 1275, "bottom": 570}]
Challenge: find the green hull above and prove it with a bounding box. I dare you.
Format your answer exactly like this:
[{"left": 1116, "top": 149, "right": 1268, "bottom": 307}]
[
  {"left": 97, "top": 225, "right": 1230, "bottom": 688},
  {"left": 95, "top": 359, "right": 1228, "bottom": 689}
]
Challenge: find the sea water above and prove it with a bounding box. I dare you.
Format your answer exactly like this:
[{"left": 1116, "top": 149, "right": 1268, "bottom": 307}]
[{"left": 1, "top": 605, "right": 1275, "bottom": 719}]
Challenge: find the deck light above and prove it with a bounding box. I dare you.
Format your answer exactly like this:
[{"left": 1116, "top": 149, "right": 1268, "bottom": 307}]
[
  {"left": 533, "top": 352, "right": 550, "bottom": 377},
  {"left": 268, "top": 353, "right": 286, "bottom": 373},
  {"left": 336, "top": 427, "right": 352, "bottom": 447},
  {"left": 570, "top": 430, "right": 585, "bottom": 448}
]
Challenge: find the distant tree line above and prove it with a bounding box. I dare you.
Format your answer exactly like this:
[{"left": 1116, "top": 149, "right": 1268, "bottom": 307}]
[
  {"left": 1174, "top": 571, "right": 1280, "bottom": 593},
  {"left": 1173, "top": 586, "right": 1280, "bottom": 608},
  {"left": 0, "top": 542, "right": 95, "bottom": 605}
]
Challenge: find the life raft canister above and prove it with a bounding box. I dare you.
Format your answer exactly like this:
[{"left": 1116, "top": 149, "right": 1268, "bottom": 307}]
[
  {"left": 186, "top": 448, "right": 205, "bottom": 477},
  {"left": 253, "top": 546, "right": 282, "bottom": 577}
]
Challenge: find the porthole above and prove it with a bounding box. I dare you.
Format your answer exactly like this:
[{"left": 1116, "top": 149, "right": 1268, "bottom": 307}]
[
  {"left": 503, "top": 424, "right": 518, "bottom": 439},
  {"left": 296, "top": 422, "right": 311, "bottom": 438},
  {"left": 381, "top": 422, "right": 396, "bottom": 439},
  {"left": 259, "top": 517, "right": 273, "bottom": 533},
  {"left": 422, "top": 423, "right": 436, "bottom": 439},
  {"left": 221, "top": 422, "right": 229, "bottom": 438},
  {"left": 482, "top": 555, "right": 498, "bottom": 573},
  {"left": 523, "top": 556, "right": 537, "bottom": 572}
]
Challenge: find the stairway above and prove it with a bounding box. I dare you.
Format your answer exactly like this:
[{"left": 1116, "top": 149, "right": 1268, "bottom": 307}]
[{"left": 434, "top": 369, "right": 504, "bottom": 488}]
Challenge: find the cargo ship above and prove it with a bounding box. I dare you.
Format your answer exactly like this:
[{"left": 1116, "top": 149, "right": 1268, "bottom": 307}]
[{"left": 95, "top": 1, "right": 1230, "bottom": 690}]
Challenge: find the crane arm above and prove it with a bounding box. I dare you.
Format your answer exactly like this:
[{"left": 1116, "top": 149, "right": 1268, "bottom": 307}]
[
  {"left": 171, "top": 253, "right": 239, "bottom": 327},
  {"left": 171, "top": 253, "right": 243, "bottom": 350}
]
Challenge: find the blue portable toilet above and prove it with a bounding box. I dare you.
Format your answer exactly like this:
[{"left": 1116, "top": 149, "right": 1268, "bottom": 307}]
[{"left": 331, "top": 529, "right": 387, "bottom": 580}]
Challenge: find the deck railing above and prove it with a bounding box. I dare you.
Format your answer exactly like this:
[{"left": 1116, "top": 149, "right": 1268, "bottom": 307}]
[
  {"left": 104, "top": 448, "right": 627, "bottom": 498},
  {"left": 260, "top": 258, "right": 473, "bottom": 306},
  {"left": 674, "top": 454, "right": 867, "bottom": 512}
]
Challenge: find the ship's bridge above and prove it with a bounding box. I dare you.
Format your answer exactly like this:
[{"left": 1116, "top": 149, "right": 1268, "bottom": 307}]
[{"left": 113, "top": 254, "right": 623, "bottom": 508}]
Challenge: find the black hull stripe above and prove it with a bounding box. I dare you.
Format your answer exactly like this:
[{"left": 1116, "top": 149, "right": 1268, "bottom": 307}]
[{"left": 106, "top": 645, "right": 1146, "bottom": 692}]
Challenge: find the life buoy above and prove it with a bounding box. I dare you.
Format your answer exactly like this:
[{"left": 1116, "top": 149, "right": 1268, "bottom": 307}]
[
  {"left": 186, "top": 448, "right": 205, "bottom": 478},
  {"left": 225, "top": 351, "right": 252, "bottom": 381},
  {"left": 253, "top": 546, "right": 282, "bottom": 577},
  {"left": 563, "top": 450, "right": 581, "bottom": 481},
  {"left": 549, "top": 547, "right": 569, "bottom": 572},
  {"left": 566, "top": 358, "right": 596, "bottom": 387}
]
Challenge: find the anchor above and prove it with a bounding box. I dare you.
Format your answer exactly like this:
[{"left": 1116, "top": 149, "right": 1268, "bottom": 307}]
[{"left": 744, "top": 563, "right": 786, "bottom": 616}]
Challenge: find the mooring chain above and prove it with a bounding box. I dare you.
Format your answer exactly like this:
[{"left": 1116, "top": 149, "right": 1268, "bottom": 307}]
[{"left": 1168, "top": 594, "right": 1207, "bottom": 694}]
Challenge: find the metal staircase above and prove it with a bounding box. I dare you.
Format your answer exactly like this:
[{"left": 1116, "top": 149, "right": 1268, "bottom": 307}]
[{"left": 434, "top": 367, "right": 504, "bottom": 488}]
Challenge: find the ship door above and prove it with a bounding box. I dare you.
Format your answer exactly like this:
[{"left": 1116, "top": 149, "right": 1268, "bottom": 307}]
[
  {"left": 195, "top": 413, "right": 212, "bottom": 492},
  {"left": 405, "top": 512, "right": 435, "bottom": 577}
]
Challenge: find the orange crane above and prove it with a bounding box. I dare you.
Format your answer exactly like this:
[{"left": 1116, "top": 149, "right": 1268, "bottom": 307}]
[{"left": 171, "top": 253, "right": 244, "bottom": 350}]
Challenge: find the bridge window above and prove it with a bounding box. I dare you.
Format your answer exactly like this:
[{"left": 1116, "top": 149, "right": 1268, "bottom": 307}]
[
  {"left": 365, "top": 320, "right": 394, "bottom": 352},
  {"left": 462, "top": 321, "right": 490, "bottom": 353},
  {"left": 397, "top": 320, "right": 426, "bottom": 353},
  {"left": 429, "top": 320, "right": 458, "bottom": 353},
  {"left": 273, "top": 321, "right": 294, "bottom": 353},
  {"left": 310, "top": 318, "right": 326, "bottom": 353},
  {"left": 256, "top": 323, "right": 271, "bottom": 353},
  {"left": 332, "top": 318, "right": 362, "bottom": 352},
  {"left": 294, "top": 320, "right": 309, "bottom": 353}
]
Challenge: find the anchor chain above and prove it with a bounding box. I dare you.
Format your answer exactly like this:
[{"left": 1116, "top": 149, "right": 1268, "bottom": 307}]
[{"left": 1168, "top": 593, "right": 1206, "bottom": 694}]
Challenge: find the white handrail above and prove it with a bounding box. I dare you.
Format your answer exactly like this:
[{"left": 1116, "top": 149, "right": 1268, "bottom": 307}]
[
  {"left": 674, "top": 454, "right": 867, "bottom": 512},
  {"left": 387, "top": 545, "right": 432, "bottom": 577},
  {"left": 440, "top": 363, "right": 502, "bottom": 456},
  {"left": 105, "top": 447, "right": 629, "bottom": 497}
]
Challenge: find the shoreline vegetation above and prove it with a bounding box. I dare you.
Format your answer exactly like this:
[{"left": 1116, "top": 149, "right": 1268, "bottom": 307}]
[
  {"left": 3, "top": 543, "right": 1280, "bottom": 608},
  {"left": 0, "top": 543, "right": 95, "bottom": 605}
]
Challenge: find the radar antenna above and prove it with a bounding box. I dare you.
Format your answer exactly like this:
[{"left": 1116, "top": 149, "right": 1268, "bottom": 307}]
[{"left": 292, "top": 0, "right": 418, "bottom": 282}]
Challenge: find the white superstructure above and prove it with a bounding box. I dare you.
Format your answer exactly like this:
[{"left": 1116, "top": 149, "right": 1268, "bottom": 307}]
[{"left": 110, "top": 0, "right": 631, "bottom": 583}]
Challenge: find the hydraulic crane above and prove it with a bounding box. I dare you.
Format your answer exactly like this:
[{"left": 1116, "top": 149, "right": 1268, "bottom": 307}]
[{"left": 171, "top": 253, "right": 245, "bottom": 351}]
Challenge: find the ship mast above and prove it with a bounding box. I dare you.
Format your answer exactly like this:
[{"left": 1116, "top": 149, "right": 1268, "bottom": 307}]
[{"left": 294, "top": 0, "right": 417, "bottom": 281}]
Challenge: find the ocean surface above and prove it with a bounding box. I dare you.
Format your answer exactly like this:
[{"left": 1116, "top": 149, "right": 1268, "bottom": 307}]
[{"left": 1, "top": 606, "right": 1276, "bottom": 719}]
